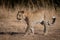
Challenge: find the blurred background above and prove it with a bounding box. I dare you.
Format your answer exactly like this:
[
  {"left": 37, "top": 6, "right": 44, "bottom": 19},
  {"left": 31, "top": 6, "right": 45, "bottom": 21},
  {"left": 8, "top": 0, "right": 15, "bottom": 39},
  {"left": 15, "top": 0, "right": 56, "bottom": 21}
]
[{"left": 0, "top": 0, "right": 60, "bottom": 40}]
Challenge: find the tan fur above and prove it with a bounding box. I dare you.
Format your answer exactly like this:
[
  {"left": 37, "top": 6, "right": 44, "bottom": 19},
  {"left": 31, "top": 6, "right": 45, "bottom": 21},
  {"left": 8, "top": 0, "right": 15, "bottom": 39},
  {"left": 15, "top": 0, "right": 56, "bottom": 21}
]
[{"left": 20, "top": 9, "right": 56, "bottom": 35}]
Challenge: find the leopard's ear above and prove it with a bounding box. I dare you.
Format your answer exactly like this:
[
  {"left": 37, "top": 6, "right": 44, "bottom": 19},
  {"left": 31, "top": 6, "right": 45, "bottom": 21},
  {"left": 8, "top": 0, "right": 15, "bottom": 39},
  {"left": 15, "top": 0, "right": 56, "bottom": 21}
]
[
  {"left": 21, "top": 11, "right": 24, "bottom": 14},
  {"left": 51, "top": 16, "right": 56, "bottom": 24},
  {"left": 18, "top": 11, "right": 24, "bottom": 14}
]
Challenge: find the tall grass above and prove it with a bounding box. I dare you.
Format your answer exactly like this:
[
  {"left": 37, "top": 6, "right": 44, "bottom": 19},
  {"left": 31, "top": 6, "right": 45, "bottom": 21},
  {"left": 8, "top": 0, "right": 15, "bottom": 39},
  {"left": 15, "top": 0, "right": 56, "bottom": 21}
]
[{"left": 0, "top": 0, "right": 60, "bottom": 9}]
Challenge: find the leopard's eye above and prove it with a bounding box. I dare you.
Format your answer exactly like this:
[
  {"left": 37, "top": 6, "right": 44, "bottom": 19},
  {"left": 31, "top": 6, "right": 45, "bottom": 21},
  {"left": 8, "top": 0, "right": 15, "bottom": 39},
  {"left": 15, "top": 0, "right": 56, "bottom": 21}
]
[{"left": 18, "top": 11, "right": 24, "bottom": 14}]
